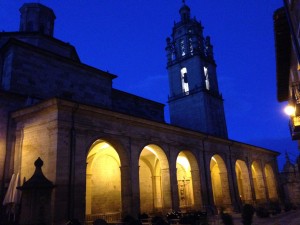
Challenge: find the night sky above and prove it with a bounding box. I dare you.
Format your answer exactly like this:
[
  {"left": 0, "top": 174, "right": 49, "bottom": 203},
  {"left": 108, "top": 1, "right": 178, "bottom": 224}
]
[{"left": 1, "top": 0, "right": 298, "bottom": 170}]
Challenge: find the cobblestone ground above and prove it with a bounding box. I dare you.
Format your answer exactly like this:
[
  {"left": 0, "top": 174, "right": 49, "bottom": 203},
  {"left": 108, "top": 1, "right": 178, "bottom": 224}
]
[{"left": 208, "top": 209, "right": 300, "bottom": 225}]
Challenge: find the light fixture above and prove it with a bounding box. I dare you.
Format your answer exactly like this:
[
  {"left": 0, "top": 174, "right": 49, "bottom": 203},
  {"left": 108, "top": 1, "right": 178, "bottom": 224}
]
[{"left": 284, "top": 104, "right": 296, "bottom": 116}]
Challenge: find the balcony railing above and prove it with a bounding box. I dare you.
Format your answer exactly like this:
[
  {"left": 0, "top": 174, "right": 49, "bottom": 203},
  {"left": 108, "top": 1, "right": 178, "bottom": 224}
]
[
  {"left": 287, "top": 83, "right": 300, "bottom": 139},
  {"left": 289, "top": 116, "right": 300, "bottom": 140}
]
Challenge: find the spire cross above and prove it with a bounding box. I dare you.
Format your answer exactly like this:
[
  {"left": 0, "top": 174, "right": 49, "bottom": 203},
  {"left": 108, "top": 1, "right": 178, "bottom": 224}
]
[{"left": 182, "top": 0, "right": 186, "bottom": 4}]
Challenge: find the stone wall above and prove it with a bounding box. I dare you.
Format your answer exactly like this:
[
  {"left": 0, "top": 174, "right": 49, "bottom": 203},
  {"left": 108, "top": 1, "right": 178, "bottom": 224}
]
[
  {"left": 10, "top": 98, "right": 280, "bottom": 223},
  {"left": 112, "top": 89, "right": 165, "bottom": 122},
  {"left": 2, "top": 40, "right": 114, "bottom": 108},
  {"left": 0, "top": 33, "right": 80, "bottom": 61}
]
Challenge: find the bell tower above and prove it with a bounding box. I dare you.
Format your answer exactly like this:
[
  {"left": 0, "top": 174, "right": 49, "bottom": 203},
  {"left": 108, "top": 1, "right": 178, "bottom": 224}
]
[
  {"left": 166, "top": 1, "right": 228, "bottom": 138},
  {"left": 19, "top": 3, "right": 56, "bottom": 36}
]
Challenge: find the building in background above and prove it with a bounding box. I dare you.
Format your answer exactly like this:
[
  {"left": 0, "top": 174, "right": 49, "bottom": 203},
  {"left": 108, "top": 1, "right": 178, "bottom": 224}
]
[
  {"left": 274, "top": 0, "right": 300, "bottom": 207},
  {"left": 274, "top": 0, "right": 300, "bottom": 141},
  {"left": 0, "top": 2, "right": 280, "bottom": 224}
]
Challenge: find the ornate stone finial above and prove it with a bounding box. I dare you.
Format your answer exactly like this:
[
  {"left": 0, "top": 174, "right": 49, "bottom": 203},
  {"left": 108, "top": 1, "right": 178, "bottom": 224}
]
[
  {"left": 18, "top": 157, "right": 54, "bottom": 190},
  {"left": 34, "top": 157, "right": 44, "bottom": 168}
]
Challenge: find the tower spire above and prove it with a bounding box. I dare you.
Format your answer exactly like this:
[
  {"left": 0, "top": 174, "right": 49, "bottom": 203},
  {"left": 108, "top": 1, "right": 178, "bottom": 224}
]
[{"left": 166, "top": 2, "right": 228, "bottom": 138}]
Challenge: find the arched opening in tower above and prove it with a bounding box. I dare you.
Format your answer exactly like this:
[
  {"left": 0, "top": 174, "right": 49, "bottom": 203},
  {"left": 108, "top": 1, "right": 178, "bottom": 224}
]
[
  {"left": 181, "top": 67, "right": 189, "bottom": 93},
  {"left": 235, "top": 160, "right": 252, "bottom": 204},
  {"left": 251, "top": 161, "right": 266, "bottom": 202},
  {"left": 210, "top": 155, "right": 231, "bottom": 209},
  {"left": 86, "top": 140, "right": 121, "bottom": 218},
  {"left": 264, "top": 164, "right": 278, "bottom": 200},
  {"left": 139, "top": 144, "right": 171, "bottom": 214}
]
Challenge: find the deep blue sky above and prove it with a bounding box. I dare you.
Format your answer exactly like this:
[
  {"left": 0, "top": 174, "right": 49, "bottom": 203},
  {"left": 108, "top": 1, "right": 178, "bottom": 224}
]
[{"left": 1, "top": 0, "right": 298, "bottom": 170}]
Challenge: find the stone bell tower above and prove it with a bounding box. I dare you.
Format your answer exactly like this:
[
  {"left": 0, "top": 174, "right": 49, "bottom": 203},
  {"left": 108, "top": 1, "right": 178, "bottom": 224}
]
[
  {"left": 19, "top": 3, "right": 56, "bottom": 36},
  {"left": 166, "top": 1, "right": 228, "bottom": 138}
]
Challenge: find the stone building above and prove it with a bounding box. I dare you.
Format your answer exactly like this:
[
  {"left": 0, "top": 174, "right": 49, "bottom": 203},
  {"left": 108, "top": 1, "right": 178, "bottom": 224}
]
[
  {"left": 280, "top": 153, "right": 300, "bottom": 207},
  {"left": 274, "top": 0, "right": 300, "bottom": 142},
  {"left": 0, "top": 2, "right": 280, "bottom": 224},
  {"left": 273, "top": 0, "right": 300, "bottom": 208}
]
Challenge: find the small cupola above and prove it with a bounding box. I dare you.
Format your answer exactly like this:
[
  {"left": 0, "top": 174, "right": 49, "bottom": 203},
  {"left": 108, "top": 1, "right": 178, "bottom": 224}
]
[
  {"left": 19, "top": 3, "right": 56, "bottom": 36},
  {"left": 179, "top": 0, "right": 191, "bottom": 22}
]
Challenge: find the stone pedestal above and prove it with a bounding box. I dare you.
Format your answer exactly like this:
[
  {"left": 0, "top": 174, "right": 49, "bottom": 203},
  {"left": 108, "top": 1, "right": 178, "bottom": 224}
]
[{"left": 18, "top": 157, "right": 55, "bottom": 225}]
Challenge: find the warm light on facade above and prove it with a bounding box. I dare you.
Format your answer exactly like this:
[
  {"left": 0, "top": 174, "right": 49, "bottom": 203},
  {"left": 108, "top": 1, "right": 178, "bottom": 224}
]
[
  {"left": 144, "top": 145, "right": 159, "bottom": 158},
  {"left": 211, "top": 156, "right": 217, "bottom": 163},
  {"left": 284, "top": 105, "right": 296, "bottom": 116},
  {"left": 177, "top": 156, "right": 190, "bottom": 170}
]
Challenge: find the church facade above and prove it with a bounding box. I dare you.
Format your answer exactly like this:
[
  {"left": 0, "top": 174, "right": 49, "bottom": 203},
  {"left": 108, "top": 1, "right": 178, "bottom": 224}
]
[{"left": 0, "top": 3, "right": 280, "bottom": 224}]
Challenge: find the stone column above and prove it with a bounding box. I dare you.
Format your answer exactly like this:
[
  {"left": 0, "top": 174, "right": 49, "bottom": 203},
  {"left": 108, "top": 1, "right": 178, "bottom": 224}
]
[
  {"left": 161, "top": 168, "right": 172, "bottom": 212},
  {"left": 271, "top": 158, "right": 281, "bottom": 200},
  {"left": 120, "top": 165, "right": 133, "bottom": 216},
  {"left": 129, "top": 141, "right": 141, "bottom": 217},
  {"left": 169, "top": 148, "right": 179, "bottom": 212},
  {"left": 85, "top": 174, "right": 92, "bottom": 214},
  {"left": 13, "top": 128, "right": 23, "bottom": 174},
  {"left": 226, "top": 150, "right": 240, "bottom": 212},
  {"left": 260, "top": 162, "right": 269, "bottom": 202},
  {"left": 200, "top": 149, "right": 214, "bottom": 209},
  {"left": 190, "top": 169, "right": 202, "bottom": 210},
  {"left": 241, "top": 170, "right": 252, "bottom": 203},
  {"left": 219, "top": 171, "right": 231, "bottom": 208},
  {"left": 247, "top": 159, "right": 256, "bottom": 204}
]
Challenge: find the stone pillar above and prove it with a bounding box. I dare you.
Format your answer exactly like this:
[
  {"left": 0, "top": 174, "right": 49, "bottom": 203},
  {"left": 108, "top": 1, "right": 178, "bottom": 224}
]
[
  {"left": 18, "top": 157, "right": 55, "bottom": 225},
  {"left": 151, "top": 175, "right": 161, "bottom": 210},
  {"left": 86, "top": 174, "right": 92, "bottom": 214},
  {"left": 13, "top": 128, "right": 23, "bottom": 173},
  {"left": 226, "top": 151, "right": 240, "bottom": 212},
  {"left": 261, "top": 162, "right": 269, "bottom": 202},
  {"left": 271, "top": 158, "right": 281, "bottom": 200},
  {"left": 241, "top": 170, "right": 252, "bottom": 203},
  {"left": 190, "top": 169, "right": 202, "bottom": 210},
  {"left": 129, "top": 142, "right": 141, "bottom": 217},
  {"left": 247, "top": 159, "right": 256, "bottom": 204},
  {"left": 169, "top": 149, "right": 179, "bottom": 212},
  {"left": 120, "top": 165, "right": 134, "bottom": 217},
  {"left": 199, "top": 151, "right": 214, "bottom": 212},
  {"left": 219, "top": 171, "right": 231, "bottom": 208},
  {"left": 201, "top": 151, "right": 214, "bottom": 209},
  {"left": 255, "top": 174, "right": 267, "bottom": 201},
  {"left": 161, "top": 168, "right": 172, "bottom": 212}
]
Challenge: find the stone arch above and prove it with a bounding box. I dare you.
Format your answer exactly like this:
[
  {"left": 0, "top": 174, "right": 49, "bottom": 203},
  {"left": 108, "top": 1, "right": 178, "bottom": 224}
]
[
  {"left": 210, "top": 154, "right": 231, "bottom": 209},
  {"left": 235, "top": 160, "right": 252, "bottom": 204},
  {"left": 176, "top": 151, "right": 202, "bottom": 211},
  {"left": 85, "top": 136, "right": 129, "bottom": 166},
  {"left": 86, "top": 139, "right": 122, "bottom": 218},
  {"left": 251, "top": 161, "right": 266, "bottom": 202},
  {"left": 264, "top": 164, "right": 278, "bottom": 200},
  {"left": 139, "top": 144, "right": 171, "bottom": 214}
]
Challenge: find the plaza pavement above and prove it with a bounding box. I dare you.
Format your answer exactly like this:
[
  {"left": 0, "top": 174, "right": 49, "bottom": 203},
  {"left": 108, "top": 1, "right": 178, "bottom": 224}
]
[
  {"left": 227, "top": 209, "right": 300, "bottom": 225},
  {"left": 209, "top": 209, "right": 300, "bottom": 225}
]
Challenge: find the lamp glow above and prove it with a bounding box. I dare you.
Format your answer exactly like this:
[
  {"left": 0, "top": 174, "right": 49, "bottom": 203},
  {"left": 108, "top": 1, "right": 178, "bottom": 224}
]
[{"left": 284, "top": 105, "right": 295, "bottom": 116}]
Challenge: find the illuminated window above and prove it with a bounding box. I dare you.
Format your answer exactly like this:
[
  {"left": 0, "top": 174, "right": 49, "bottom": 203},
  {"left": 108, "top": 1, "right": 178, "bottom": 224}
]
[
  {"left": 204, "top": 67, "right": 209, "bottom": 90},
  {"left": 181, "top": 67, "right": 189, "bottom": 93},
  {"left": 189, "top": 38, "right": 193, "bottom": 55},
  {"left": 181, "top": 39, "right": 186, "bottom": 56}
]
